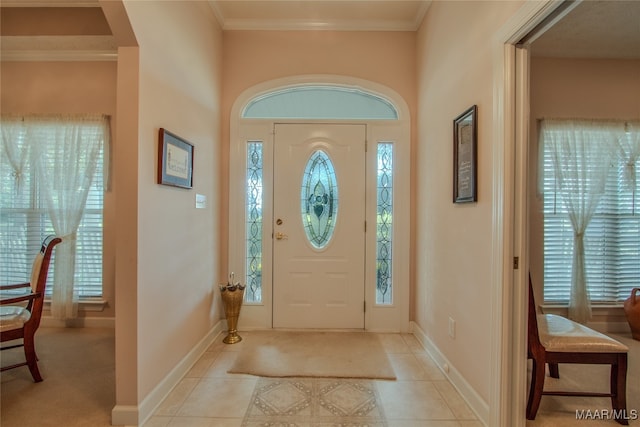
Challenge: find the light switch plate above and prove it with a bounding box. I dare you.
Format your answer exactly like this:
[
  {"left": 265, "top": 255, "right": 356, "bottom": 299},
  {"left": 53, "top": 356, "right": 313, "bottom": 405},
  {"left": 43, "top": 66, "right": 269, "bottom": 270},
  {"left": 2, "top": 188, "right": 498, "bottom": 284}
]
[{"left": 195, "top": 194, "right": 206, "bottom": 209}]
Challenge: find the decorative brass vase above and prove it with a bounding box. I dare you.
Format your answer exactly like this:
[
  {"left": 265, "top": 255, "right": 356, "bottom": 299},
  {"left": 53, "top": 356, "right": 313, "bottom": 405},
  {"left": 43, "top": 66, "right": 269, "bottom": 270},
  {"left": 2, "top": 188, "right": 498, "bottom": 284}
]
[
  {"left": 623, "top": 288, "right": 640, "bottom": 341},
  {"left": 220, "top": 274, "right": 245, "bottom": 344}
]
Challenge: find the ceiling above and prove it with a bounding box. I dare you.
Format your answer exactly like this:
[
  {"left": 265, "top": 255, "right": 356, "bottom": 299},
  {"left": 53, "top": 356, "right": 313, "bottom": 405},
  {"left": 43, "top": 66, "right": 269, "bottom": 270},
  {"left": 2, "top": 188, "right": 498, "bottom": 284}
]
[
  {"left": 207, "top": 0, "right": 640, "bottom": 60},
  {"left": 1, "top": 1, "right": 639, "bottom": 59},
  {"left": 530, "top": 0, "right": 640, "bottom": 58}
]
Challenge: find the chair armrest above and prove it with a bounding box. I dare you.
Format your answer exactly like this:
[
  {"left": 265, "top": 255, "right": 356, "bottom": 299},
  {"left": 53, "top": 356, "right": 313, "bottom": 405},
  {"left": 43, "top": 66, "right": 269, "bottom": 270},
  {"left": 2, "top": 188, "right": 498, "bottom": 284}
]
[
  {"left": 0, "top": 282, "right": 31, "bottom": 291},
  {"left": 0, "top": 291, "right": 40, "bottom": 306}
]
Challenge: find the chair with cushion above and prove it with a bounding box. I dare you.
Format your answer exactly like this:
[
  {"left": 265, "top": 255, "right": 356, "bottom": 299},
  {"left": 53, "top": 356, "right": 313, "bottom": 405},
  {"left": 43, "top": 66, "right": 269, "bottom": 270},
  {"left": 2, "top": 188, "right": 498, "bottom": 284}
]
[
  {"left": 1, "top": 236, "right": 62, "bottom": 382},
  {"left": 527, "top": 275, "right": 629, "bottom": 425}
]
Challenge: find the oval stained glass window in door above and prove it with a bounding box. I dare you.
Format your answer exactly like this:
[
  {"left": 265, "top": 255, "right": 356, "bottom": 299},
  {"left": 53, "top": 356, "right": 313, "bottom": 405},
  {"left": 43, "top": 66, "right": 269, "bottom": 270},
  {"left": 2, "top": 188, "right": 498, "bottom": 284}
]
[{"left": 301, "top": 150, "right": 338, "bottom": 249}]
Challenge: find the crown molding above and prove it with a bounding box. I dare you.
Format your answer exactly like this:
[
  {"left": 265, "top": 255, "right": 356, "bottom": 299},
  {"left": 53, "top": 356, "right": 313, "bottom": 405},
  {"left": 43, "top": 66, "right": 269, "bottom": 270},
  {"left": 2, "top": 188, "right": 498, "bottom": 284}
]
[
  {"left": 1, "top": 50, "right": 117, "bottom": 61},
  {"left": 0, "top": 0, "right": 99, "bottom": 6},
  {"left": 219, "top": 18, "right": 421, "bottom": 32},
  {"left": 413, "top": 0, "right": 431, "bottom": 30},
  {"left": 207, "top": 0, "right": 226, "bottom": 29},
  {"left": 208, "top": 0, "right": 432, "bottom": 32},
  {"left": 1, "top": 35, "right": 117, "bottom": 61}
]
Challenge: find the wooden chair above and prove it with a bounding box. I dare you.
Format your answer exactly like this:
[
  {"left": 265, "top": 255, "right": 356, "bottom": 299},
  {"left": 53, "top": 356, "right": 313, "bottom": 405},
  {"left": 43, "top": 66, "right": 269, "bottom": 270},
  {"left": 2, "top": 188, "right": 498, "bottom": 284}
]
[
  {"left": 527, "top": 275, "right": 630, "bottom": 425},
  {"left": 1, "top": 236, "right": 62, "bottom": 382}
]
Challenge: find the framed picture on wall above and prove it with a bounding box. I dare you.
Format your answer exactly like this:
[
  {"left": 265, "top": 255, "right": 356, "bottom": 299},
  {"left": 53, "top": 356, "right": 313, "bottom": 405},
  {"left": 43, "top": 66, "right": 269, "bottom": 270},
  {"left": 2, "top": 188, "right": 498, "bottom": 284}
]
[
  {"left": 158, "top": 128, "right": 194, "bottom": 189},
  {"left": 453, "top": 105, "right": 477, "bottom": 203}
]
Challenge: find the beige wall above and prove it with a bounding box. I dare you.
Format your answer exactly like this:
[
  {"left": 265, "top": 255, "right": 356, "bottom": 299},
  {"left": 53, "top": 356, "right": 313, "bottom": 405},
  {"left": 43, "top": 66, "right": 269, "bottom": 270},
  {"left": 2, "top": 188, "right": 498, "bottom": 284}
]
[
  {"left": 17, "top": 2, "right": 640, "bottom": 422},
  {"left": 0, "top": 60, "right": 118, "bottom": 320},
  {"left": 116, "top": 0, "right": 223, "bottom": 410},
  {"left": 528, "top": 57, "right": 640, "bottom": 305},
  {"left": 415, "top": 0, "right": 524, "bottom": 404},
  {"left": 221, "top": 30, "right": 417, "bottom": 297}
]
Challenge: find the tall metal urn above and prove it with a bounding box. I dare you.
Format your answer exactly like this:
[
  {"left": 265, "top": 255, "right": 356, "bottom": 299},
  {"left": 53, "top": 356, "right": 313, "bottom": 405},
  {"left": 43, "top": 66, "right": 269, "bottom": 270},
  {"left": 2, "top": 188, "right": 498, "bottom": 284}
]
[{"left": 220, "top": 273, "right": 245, "bottom": 344}]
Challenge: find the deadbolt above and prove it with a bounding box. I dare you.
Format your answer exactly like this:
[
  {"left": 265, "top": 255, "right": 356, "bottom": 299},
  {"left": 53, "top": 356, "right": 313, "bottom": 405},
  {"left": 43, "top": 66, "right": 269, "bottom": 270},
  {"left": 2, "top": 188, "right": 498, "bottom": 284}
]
[{"left": 276, "top": 218, "right": 283, "bottom": 225}]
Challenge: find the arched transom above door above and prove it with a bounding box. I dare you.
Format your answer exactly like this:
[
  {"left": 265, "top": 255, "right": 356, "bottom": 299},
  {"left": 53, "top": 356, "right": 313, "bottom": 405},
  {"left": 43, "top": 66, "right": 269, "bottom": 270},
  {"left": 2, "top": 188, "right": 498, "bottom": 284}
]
[{"left": 242, "top": 85, "right": 399, "bottom": 120}]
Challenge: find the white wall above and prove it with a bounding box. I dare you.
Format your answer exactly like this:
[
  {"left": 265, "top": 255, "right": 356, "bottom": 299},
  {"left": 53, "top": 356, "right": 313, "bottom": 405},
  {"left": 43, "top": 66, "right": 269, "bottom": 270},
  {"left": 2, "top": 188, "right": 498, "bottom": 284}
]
[
  {"left": 221, "top": 30, "right": 417, "bottom": 308},
  {"left": 415, "top": 0, "right": 524, "bottom": 409},
  {"left": 112, "top": 0, "right": 223, "bottom": 421}
]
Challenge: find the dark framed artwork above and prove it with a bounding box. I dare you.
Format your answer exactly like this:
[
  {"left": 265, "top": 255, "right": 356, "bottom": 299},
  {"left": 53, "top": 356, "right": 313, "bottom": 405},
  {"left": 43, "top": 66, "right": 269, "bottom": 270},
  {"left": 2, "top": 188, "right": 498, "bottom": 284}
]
[
  {"left": 453, "top": 105, "right": 477, "bottom": 203},
  {"left": 157, "top": 128, "right": 194, "bottom": 189}
]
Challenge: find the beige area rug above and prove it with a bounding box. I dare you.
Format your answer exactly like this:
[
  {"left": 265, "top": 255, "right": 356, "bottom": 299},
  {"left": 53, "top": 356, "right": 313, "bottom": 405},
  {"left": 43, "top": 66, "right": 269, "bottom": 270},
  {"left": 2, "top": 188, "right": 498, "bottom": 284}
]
[{"left": 228, "top": 330, "right": 396, "bottom": 380}]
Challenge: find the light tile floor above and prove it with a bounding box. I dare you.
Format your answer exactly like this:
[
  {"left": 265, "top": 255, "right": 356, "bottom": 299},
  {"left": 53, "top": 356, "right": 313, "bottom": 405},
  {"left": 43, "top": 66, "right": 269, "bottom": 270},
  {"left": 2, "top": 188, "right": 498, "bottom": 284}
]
[{"left": 143, "top": 332, "right": 483, "bottom": 427}]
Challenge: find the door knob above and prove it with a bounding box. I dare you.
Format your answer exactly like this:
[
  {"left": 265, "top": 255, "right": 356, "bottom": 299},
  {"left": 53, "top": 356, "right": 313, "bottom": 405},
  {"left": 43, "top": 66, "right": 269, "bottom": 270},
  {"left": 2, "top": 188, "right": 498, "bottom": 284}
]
[{"left": 275, "top": 232, "right": 288, "bottom": 240}]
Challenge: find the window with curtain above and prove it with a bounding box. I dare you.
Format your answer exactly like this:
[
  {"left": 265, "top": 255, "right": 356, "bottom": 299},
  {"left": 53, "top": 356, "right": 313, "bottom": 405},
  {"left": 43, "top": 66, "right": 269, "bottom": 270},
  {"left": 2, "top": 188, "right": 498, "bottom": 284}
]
[
  {"left": 541, "top": 121, "right": 640, "bottom": 306},
  {"left": 0, "top": 115, "right": 107, "bottom": 310}
]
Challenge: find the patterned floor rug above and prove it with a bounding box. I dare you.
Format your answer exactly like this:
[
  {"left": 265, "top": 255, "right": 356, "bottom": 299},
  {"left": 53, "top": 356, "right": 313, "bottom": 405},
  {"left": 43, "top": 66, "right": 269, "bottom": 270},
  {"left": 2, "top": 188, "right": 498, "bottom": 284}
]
[{"left": 242, "top": 377, "right": 388, "bottom": 426}]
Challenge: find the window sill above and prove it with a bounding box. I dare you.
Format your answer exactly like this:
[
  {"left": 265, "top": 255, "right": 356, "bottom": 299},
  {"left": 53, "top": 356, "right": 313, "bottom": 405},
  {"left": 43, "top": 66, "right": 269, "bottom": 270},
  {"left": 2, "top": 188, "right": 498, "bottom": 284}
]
[
  {"left": 44, "top": 298, "right": 107, "bottom": 312},
  {"left": 541, "top": 304, "right": 624, "bottom": 314}
]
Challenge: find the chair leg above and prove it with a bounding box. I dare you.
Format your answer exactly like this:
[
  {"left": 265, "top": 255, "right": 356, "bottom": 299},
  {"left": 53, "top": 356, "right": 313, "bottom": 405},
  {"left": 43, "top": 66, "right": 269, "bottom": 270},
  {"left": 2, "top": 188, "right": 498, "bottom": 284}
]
[
  {"left": 23, "top": 333, "right": 42, "bottom": 383},
  {"left": 527, "top": 358, "right": 546, "bottom": 420},
  {"left": 611, "top": 354, "right": 628, "bottom": 425},
  {"left": 548, "top": 362, "right": 559, "bottom": 378}
]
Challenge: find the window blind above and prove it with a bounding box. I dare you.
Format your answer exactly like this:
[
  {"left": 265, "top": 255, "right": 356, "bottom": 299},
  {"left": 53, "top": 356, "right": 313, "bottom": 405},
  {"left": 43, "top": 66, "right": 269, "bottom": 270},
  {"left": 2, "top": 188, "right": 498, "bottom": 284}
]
[
  {"left": 0, "top": 133, "right": 104, "bottom": 298},
  {"left": 542, "top": 133, "right": 640, "bottom": 304}
]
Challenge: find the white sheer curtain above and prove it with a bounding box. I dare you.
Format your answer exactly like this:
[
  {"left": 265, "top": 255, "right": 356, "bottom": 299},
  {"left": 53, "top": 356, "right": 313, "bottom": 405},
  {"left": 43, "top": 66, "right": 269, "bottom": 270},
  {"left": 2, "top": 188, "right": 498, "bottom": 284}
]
[
  {"left": 0, "top": 116, "right": 34, "bottom": 192},
  {"left": 618, "top": 121, "right": 640, "bottom": 194},
  {"left": 1, "top": 114, "right": 109, "bottom": 319},
  {"left": 540, "top": 119, "right": 619, "bottom": 323}
]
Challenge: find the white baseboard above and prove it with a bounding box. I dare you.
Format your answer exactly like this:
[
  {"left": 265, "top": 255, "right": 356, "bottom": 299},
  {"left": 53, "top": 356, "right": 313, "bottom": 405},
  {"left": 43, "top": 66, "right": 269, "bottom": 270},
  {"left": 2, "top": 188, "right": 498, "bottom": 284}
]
[
  {"left": 112, "top": 320, "right": 224, "bottom": 426},
  {"left": 410, "top": 321, "right": 488, "bottom": 426},
  {"left": 110, "top": 405, "right": 138, "bottom": 427}
]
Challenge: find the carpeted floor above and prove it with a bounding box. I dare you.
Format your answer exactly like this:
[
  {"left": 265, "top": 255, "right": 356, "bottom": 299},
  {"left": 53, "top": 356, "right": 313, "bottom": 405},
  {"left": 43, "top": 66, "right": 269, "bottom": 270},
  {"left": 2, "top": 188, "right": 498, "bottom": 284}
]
[
  {"left": 228, "top": 330, "right": 396, "bottom": 380},
  {"left": 0, "top": 327, "right": 115, "bottom": 427}
]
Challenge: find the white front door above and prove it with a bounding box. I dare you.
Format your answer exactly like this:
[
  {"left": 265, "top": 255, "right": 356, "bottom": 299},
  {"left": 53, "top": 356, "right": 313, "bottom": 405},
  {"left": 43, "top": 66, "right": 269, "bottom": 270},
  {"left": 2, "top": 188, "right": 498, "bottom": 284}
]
[{"left": 273, "top": 123, "right": 366, "bottom": 329}]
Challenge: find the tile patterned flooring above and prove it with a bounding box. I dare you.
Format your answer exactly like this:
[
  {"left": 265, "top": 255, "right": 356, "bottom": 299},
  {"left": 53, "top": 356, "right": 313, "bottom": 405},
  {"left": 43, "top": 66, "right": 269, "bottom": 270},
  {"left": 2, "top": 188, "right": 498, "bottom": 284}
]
[{"left": 143, "top": 332, "right": 483, "bottom": 427}]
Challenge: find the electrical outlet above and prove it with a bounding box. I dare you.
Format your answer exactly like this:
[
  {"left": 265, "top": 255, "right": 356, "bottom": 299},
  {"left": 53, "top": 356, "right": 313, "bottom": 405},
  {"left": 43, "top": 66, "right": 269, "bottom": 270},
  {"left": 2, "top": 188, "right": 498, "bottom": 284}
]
[{"left": 448, "top": 317, "right": 456, "bottom": 339}]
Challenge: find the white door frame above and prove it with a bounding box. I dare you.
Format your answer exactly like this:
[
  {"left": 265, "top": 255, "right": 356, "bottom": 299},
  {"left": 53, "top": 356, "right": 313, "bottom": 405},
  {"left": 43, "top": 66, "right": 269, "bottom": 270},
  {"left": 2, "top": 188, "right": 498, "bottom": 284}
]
[
  {"left": 228, "top": 75, "right": 411, "bottom": 332},
  {"left": 489, "top": 1, "right": 580, "bottom": 425}
]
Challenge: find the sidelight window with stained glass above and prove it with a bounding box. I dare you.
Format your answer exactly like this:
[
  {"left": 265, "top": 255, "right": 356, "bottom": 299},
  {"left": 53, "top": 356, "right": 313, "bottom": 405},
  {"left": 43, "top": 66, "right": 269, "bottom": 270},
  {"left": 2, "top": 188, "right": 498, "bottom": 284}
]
[
  {"left": 376, "top": 143, "right": 394, "bottom": 304},
  {"left": 245, "top": 142, "right": 263, "bottom": 303},
  {"left": 301, "top": 150, "right": 338, "bottom": 249}
]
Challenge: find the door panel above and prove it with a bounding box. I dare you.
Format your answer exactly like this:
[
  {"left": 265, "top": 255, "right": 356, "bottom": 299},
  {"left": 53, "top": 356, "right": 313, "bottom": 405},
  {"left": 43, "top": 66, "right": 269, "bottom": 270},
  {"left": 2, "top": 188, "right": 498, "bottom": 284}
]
[{"left": 273, "top": 124, "right": 366, "bottom": 329}]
